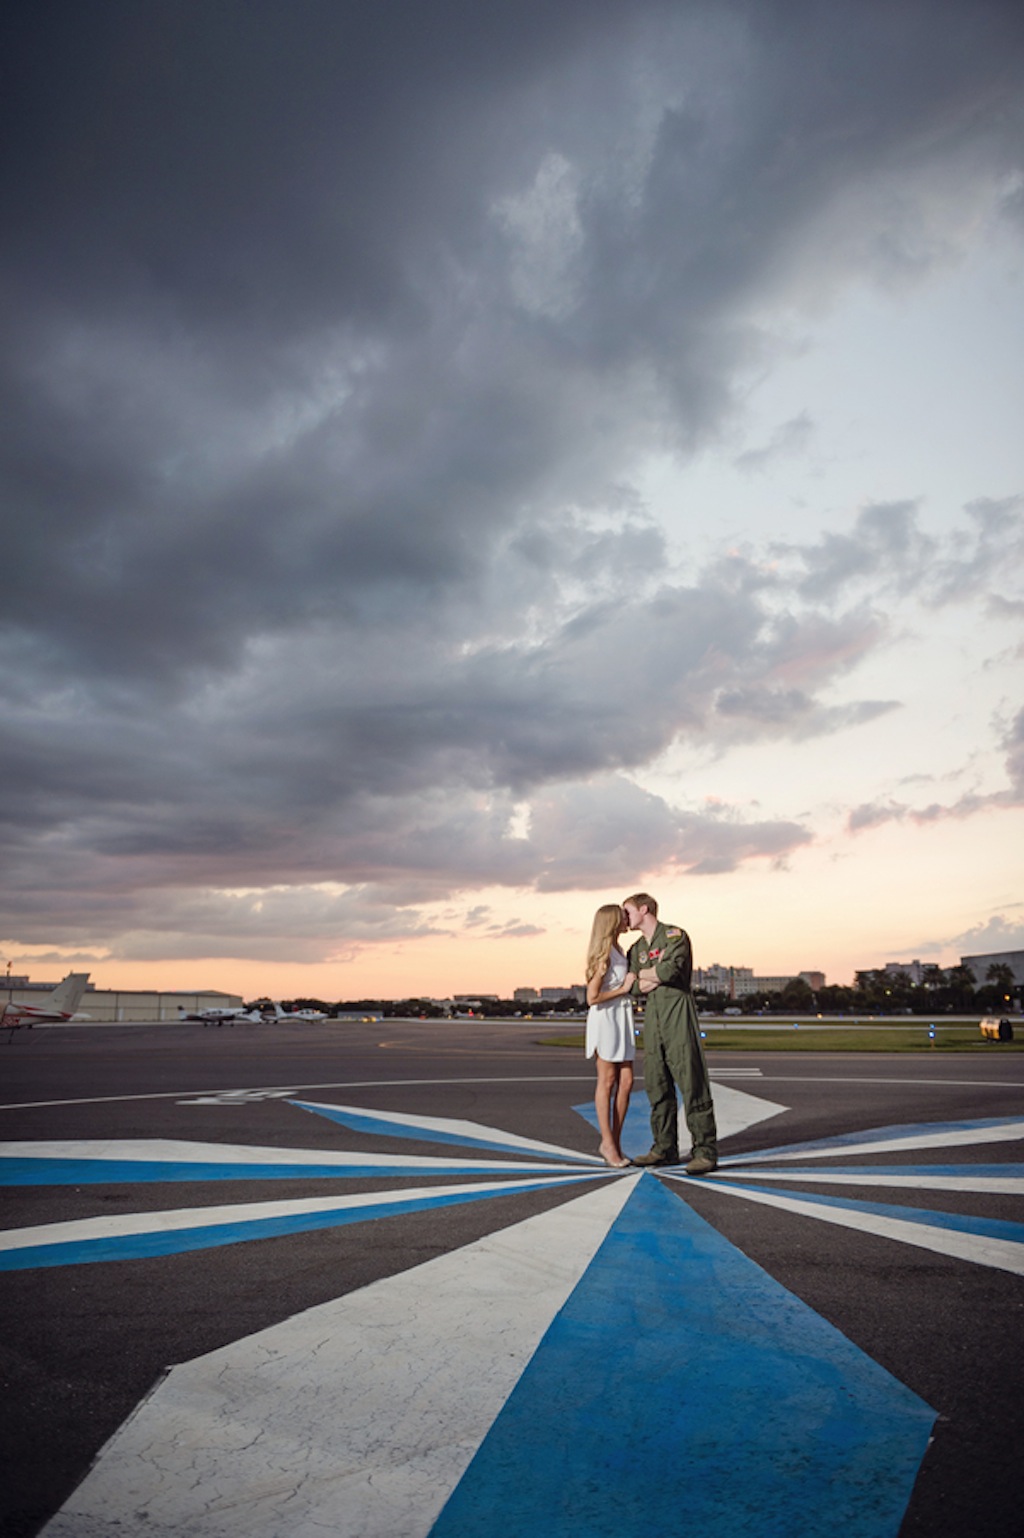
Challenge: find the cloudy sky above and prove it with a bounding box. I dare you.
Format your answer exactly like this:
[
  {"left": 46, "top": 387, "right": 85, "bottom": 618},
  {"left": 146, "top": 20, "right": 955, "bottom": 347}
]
[{"left": 3, "top": 0, "right": 1022, "bottom": 1000}]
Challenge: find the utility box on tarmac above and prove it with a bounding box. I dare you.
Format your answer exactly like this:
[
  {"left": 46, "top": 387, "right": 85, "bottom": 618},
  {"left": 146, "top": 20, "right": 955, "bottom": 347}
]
[{"left": 979, "top": 1016, "right": 1014, "bottom": 1042}]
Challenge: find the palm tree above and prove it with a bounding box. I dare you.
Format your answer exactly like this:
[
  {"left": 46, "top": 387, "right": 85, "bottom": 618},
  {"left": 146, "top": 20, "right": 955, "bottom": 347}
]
[{"left": 985, "top": 963, "right": 1016, "bottom": 1007}]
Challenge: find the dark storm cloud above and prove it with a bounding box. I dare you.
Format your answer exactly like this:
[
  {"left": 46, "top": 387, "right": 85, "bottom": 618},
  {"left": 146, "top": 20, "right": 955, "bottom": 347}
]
[{"left": 3, "top": 0, "right": 1023, "bottom": 959}]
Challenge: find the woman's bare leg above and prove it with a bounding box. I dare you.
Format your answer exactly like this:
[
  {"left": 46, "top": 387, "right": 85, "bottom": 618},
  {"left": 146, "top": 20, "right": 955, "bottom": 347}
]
[
  {"left": 611, "top": 1061, "right": 634, "bottom": 1154},
  {"left": 595, "top": 1057, "right": 627, "bottom": 1164}
]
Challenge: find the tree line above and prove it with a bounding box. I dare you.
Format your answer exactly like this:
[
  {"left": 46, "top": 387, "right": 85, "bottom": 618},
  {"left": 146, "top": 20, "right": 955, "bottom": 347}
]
[
  {"left": 287, "top": 962, "right": 1016, "bottom": 1020},
  {"left": 696, "top": 962, "right": 1016, "bottom": 1017}
]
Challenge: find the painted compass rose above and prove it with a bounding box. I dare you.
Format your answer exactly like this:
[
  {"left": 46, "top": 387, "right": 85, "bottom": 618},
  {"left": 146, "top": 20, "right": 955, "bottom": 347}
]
[{"left": 3, "top": 1087, "right": 1023, "bottom": 1537}]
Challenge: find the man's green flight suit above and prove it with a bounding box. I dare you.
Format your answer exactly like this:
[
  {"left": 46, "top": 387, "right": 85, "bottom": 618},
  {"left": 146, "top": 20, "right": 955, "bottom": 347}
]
[{"left": 627, "top": 921, "right": 717, "bottom": 1163}]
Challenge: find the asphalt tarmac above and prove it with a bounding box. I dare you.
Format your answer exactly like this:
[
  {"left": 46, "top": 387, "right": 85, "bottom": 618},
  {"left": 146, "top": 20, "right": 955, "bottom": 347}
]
[{"left": 1, "top": 1017, "right": 1022, "bottom": 1537}]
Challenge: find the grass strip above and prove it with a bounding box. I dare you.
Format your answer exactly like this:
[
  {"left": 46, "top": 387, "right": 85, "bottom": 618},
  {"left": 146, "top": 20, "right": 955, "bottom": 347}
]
[{"left": 538, "top": 1023, "right": 1022, "bottom": 1052}]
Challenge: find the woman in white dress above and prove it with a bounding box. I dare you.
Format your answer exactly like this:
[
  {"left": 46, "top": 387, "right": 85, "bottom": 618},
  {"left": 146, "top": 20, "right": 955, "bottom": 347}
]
[{"left": 584, "top": 904, "right": 636, "bottom": 1168}]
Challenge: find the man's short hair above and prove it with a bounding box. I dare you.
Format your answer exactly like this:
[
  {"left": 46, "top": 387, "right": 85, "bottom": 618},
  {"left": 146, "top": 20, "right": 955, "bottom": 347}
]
[{"left": 623, "top": 892, "right": 658, "bottom": 917}]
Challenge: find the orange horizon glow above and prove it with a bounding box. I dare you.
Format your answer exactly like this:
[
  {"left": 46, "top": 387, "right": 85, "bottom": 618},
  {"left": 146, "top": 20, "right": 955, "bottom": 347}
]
[{"left": 6, "top": 811, "right": 1020, "bottom": 1001}]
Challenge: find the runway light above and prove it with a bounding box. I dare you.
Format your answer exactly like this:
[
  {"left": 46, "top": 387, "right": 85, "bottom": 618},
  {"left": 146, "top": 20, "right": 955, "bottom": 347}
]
[{"left": 793, "top": 1023, "right": 799, "bottom": 1030}]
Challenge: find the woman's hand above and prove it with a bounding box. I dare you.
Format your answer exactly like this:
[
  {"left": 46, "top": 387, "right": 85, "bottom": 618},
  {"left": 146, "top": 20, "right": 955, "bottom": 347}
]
[{"left": 622, "top": 971, "right": 636, "bottom": 993}]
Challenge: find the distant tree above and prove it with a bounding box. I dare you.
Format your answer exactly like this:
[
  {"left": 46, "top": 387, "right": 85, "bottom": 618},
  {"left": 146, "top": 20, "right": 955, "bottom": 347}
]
[
  {"left": 777, "top": 977, "right": 813, "bottom": 1011},
  {"left": 853, "top": 970, "right": 890, "bottom": 1014},
  {"left": 818, "top": 984, "right": 855, "bottom": 1013},
  {"left": 976, "top": 963, "right": 1016, "bottom": 1012},
  {"left": 942, "top": 965, "right": 978, "bottom": 1012},
  {"left": 986, "top": 963, "right": 1015, "bottom": 995}
]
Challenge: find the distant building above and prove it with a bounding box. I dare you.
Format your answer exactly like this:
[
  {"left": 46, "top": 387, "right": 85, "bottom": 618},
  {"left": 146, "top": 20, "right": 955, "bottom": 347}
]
[
  {"left": 694, "top": 965, "right": 753, "bottom": 997},
  {"left": 454, "top": 993, "right": 499, "bottom": 1002},
  {"left": 883, "top": 959, "right": 942, "bottom": 986},
  {"left": 0, "top": 977, "right": 239, "bottom": 1022},
  {"left": 743, "top": 976, "right": 795, "bottom": 996},
  {"left": 539, "top": 985, "right": 586, "bottom": 1004},
  {"left": 962, "top": 950, "right": 1024, "bottom": 987},
  {"left": 2, "top": 977, "right": 96, "bottom": 993},
  {"left": 513, "top": 987, "right": 539, "bottom": 1002},
  {"left": 694, "top": 965, "right": 824, "bottom": 997}
]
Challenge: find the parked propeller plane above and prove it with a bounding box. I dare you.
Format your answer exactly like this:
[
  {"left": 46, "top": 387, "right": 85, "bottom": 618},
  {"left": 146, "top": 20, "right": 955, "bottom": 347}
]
[
  {"left": 177, "top": 1001, "right": 332, "bottom": 1026},
  {"left": 177, "top": 1004, "right": 265, "bottom": 1025},
  {"left": 2, "top": 973, "right": 92, "bottom": 1035}
]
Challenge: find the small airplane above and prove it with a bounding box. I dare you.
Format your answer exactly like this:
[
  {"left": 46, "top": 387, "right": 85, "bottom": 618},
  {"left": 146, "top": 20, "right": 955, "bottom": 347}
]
[
  {"left": 177, "top": 1003, "right": 264, "bottom": 1025},
  {"left": 252, "top": 1003, "right": 330, "bottom": 1022},
  {"left": 2, "top": 973, "right": 92, "bottom": 1033},
  {"left": 177, "top": 1002, "right": 332, "bottom": 1026}
]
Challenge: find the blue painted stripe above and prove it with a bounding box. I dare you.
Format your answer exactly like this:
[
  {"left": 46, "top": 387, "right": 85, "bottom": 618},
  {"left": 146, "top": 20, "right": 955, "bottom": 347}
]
[
  {"left": 725, "top": 1115, "right": 1024, "bottom": 1164},
  {"left": 573, "top": 1089, "right": 654, "bottom": 1159},
  {"left": 0, "top": 1157, "right": 589, "bottom": 1186},
  {"left": 717, "top": 1180, "right": 1024, "bottom": 1245},
  {"left": 0, "top": 1175, "right": 599, "bottom": 1272},
  {"left": 723, "top": 1163, "right": 1024, "bottom": 1182},
  {"left": 293, "top": 1101, "right": 592, "bottom": 1161},
  {"left": 429, "top": 1173, "right": 935, "bottom": 1538}
]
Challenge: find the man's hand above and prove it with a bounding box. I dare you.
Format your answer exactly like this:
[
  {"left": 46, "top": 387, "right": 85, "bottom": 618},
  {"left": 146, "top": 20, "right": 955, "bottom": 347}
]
[{"left": 638, "top": 966, "right": 659, "bottom": 994}]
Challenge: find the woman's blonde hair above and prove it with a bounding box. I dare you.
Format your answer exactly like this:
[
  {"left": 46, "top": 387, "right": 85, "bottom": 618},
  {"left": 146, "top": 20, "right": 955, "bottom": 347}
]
[{"left": 585, "top": 904, "right": 624, "bottom": 983}]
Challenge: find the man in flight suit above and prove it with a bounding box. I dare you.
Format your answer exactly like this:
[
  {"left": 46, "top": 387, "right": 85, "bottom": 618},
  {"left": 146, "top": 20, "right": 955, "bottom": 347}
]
[{"left": 622, "top": 892, "right": 718, "bottom": 1175}]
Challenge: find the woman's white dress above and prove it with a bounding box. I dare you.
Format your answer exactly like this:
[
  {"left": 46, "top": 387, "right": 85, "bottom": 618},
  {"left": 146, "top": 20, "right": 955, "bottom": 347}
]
[{"left": 585, "top": 945, "right": 635, "bottom": 1061}]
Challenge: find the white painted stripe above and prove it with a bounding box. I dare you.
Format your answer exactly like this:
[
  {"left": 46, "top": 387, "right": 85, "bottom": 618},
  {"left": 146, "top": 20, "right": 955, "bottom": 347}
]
[
  {"left": 297, "top": 1100, "right": 597, "bottom": 1161},
  {"left": 0, "top": 1138, "right": 586, "bottom": 1175},
  {"left": 708, "top": 1083, "right": 787, "bottom": 1139},
  {"left": 40, "top": 1176, "right": 640, "bottom": 1538},
  {"left": 0, "top": 1176, "right": 596, "bottom": 1254},
  {"left": 716, "top": 1168, "right": 1024, "bottom": 1195},
  {"left": 736, "top": 1121, "right": 1024, "bottom": 1163},
  {"left": 2, "top": 1070, "right": 1020, "bottom": 1114},
  {"left": 687, "top": 1178, "right": 1024, "bottom": 1277},
  {"left": 0, "top": 1076, "right": 590, "bottom": 1113},
  {"left": 763, "top": 1074, "right": 1024, "bottom": 1090}
]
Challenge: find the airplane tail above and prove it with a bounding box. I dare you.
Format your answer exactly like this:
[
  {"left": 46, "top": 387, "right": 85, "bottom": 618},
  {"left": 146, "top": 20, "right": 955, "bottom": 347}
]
[{"left": 42, "top": 973, "right": 91, "bottom": 1014}]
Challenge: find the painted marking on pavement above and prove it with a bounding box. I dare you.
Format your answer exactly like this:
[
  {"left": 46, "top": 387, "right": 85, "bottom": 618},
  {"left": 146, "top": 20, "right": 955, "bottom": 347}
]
[
  {"left": 574, "top": 1083, "right": 789, "bottom": 1158},
  {"left": 715, "top": 1163, "right": 1024, "bottom": 1195},
  {"left": 40, "top": 1178, "right": 640, "bottom": 1538},
  {"left": 295, "top": 1098, "right": 601, "bottom": 1162},
  {"left": 0, "top": 1075, "right": 596, "bottom": 1113},
  {"left": 682, "top": 1176, "right": 1024, "bottom": 1277},
  {"left": 0, "top": 1137, "right": 593, "bottom": 1185},
  {"left": 0, "top": 1173, "right": 606, "bottom": 1271},
  {"left": 430, "top": 1174, "right": 935, "bottom": 1538},
  {"left": 3, "top": 1070, "right": 1020, "bottom": 1115},
  {"left": 726, "top": 1115, "right": 1024, "bottom": 1164},
  {"left": 11, "top": 1091, "right": 1020, "bottom": 1536}
]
